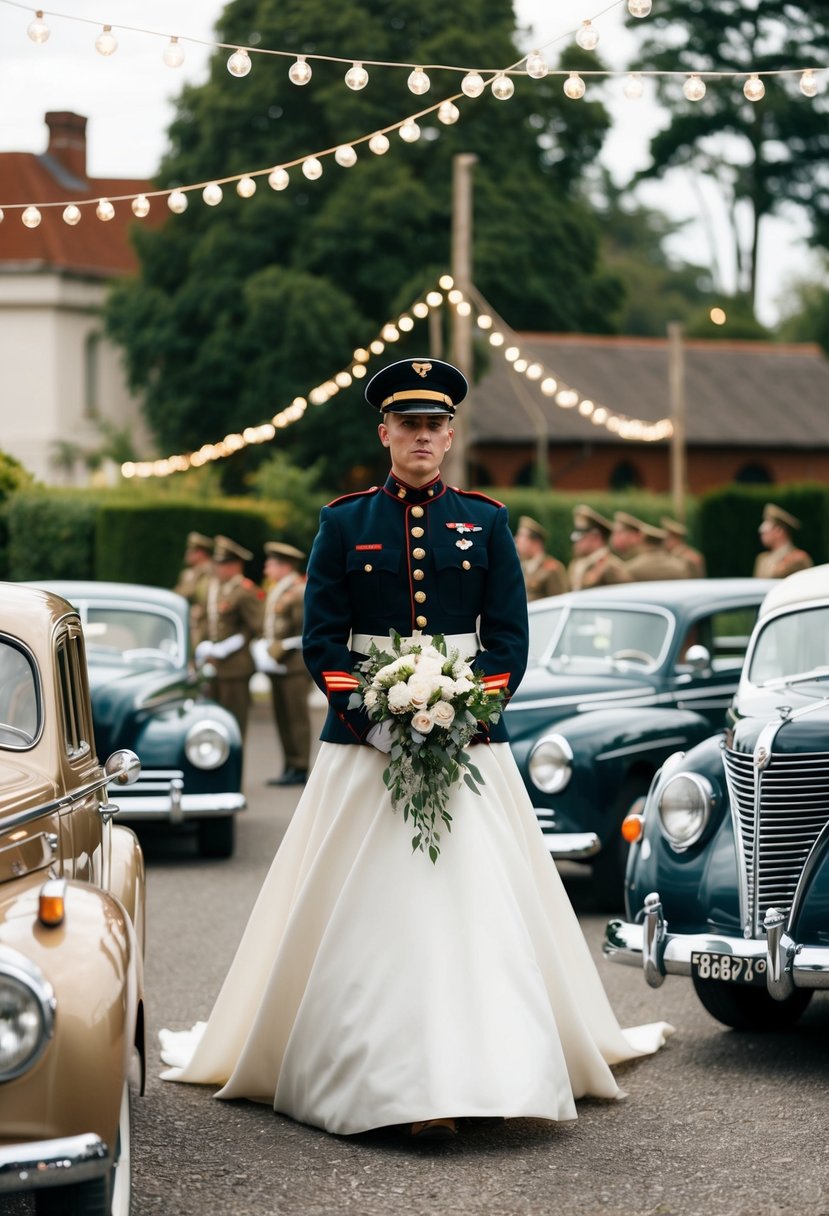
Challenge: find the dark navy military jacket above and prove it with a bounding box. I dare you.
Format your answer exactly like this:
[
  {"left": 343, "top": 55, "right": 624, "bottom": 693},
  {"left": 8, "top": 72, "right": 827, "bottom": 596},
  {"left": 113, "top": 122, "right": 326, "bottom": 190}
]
[{"left": 303, "top": 471, "right": 529, "bottom": 745}]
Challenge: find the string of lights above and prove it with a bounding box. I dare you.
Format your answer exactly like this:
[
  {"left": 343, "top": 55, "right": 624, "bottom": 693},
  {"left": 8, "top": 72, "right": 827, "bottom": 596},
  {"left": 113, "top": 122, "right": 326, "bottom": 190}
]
[{"left": 120, "top": 276, "right": 672, "bottom": 481}]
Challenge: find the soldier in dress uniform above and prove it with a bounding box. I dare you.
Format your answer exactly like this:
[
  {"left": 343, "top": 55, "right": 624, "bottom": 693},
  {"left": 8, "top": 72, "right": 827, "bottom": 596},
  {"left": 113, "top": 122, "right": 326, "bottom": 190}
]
[
  {"left": 195, "top": 536, "right": 264, "bottom": 739},
  {"left": 514, "top": 516, "right": 569, "bottom": 600},
  {"left": 611, "top": 512, "right": 687, "bottom": 582},
  {"left": 753, "top": 503, "right": 814, "bottom": 578},
  {"left": 174, "top": 531, "right": 214, "bottom": 651},
  {"left": 255, "top": 541, "right": 312, "bottom": 787},
  {"left": 660, "top": 518, "right": 706, "bottom": 578},
  {"left": 568, "top": 505, "right": 632, "bottom": 590}
]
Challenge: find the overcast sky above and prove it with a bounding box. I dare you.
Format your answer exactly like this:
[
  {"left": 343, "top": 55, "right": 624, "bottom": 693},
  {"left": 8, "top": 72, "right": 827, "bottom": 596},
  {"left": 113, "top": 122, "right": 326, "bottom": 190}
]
[{"left": 0, "top": 0, "right": 817, "bottom": 324}]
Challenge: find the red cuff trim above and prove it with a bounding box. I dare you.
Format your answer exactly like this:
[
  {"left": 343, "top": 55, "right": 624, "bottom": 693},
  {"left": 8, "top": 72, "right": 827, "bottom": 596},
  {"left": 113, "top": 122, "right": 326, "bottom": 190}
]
[
  {"left": 482, "top": 673, "right": 510, "bottom": 690},
  {"left": 323, "top": 671, "right": 361, "bottom": 692}
]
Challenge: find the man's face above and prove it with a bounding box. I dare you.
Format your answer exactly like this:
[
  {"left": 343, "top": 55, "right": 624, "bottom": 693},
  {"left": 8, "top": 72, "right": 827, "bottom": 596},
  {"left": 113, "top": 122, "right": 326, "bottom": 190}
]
[
  {"left": 759, "top": 520, "right": 785, "bottom": 550},
  {"left": 265, "top": 556, "right": 292, "bottom": 582},
  {"left": 611, "top": 524, "right": 640, "bottom": 555},
  {"left": 514, "top": 528, "right": 541, "bottom": 560},
  {"left": 187, "top": 546, "right": 211, "bottom": 567},
  {"left": 378, "top": 412, "right": 453, "bottom": 486},
  {"left": 215, "top": 558, "right": 241, "bottom": 580},
  {"left": 571, "top": 527, "right": 601, "bottom": 557}
]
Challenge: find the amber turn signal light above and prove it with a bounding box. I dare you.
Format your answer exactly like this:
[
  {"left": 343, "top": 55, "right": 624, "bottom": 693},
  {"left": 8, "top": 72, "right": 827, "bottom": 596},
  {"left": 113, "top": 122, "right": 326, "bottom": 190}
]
[
  {"left": 38, "top": 877, "right": 67, "bottom": 927},
  {"left": 621, "top": 813, "right": 644, "bottom": 844}
]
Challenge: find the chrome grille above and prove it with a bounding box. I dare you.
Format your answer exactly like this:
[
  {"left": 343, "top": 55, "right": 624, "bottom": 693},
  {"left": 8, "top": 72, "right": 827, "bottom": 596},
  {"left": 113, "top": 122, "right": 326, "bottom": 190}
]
[{"left": 724, "top": 748, "right": 829, "bottom": 933}]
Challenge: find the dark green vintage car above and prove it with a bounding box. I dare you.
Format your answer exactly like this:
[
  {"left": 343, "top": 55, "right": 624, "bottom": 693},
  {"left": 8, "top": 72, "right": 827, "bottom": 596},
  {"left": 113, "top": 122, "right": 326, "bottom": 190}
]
[
  {"left": 604, "top": 565, "right": 829, "bottom": 1031},
  {"left": 30, "top": 582, "right": 245, "bottom": 859},
  {"left": 507, "top": 579, "right": 772, "bottom": 906}
]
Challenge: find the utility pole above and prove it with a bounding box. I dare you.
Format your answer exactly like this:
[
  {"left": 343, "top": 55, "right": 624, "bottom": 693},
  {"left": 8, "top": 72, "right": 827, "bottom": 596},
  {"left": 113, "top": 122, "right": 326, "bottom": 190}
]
[
  {"left": 668, "top": 321, "right": 687, "bottom": 521},
  {"left": 443, "top": 152, "right": 477, "bottom": 489}
]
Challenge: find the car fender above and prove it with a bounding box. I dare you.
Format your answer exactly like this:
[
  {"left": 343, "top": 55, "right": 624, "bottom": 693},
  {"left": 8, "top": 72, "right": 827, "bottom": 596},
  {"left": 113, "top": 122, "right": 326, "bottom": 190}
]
[
  {"left": 0, "top": 878, "right": 142, "bottom": 1148},
  {"left": 129, "top": 700, "right": 243, "bottom": 789},
  {"left": 109, "top": 822, "right": 146, "bottom": 959}
]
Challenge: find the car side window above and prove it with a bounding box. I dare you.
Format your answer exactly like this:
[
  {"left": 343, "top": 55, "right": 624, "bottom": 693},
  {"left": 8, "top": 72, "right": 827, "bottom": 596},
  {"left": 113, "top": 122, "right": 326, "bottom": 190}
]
[
  {"left": 0, "top": 638, "right": 39, "bottom": 747},
  {"left": 56, "top": 631, "right": 92, "bottom": 761},
  {"left": 679, "top": 607, "right": 759, "bottom": 672}
]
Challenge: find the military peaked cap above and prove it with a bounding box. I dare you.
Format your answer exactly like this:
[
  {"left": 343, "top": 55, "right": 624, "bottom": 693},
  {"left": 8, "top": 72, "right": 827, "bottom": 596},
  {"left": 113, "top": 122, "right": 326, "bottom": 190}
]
[
  {"left": 762, "top": 502, "right": 801, "bottom": 531},
  {"left": 614, "top": 511, "right": 665, "bottom": 541},
  {"left": 573, "top": 505, "right": 613, "bottom": 535},
  {"left": 186, "top": 531, "right": 213, "bottom": 551},
  {"left": 213, "top": 535, "right": 253, "bottom": 563},
  {"left": 517, "top": 515, "right": 547, "bottom": 541},
  {"left": 264, "top": 541, "right": 306, "bottom": 562},
  {"left": 365, "top": 357, "right": 468, "bottom": 416},
  {"left": 660, "top": 517, "right": 688, "bottom": 538}
]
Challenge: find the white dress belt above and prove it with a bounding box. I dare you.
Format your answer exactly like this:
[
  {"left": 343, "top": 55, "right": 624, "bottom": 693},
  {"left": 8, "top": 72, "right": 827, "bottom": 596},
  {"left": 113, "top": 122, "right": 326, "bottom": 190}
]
[{"left": 350, "top": 632, "right": 479, "bottom": 659}]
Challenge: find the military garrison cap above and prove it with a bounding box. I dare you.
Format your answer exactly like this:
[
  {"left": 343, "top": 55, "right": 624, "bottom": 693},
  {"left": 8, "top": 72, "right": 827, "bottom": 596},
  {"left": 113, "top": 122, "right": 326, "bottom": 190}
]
[
  {"left": 186, "top": 531, "right": 213, "bottom": 551},
  {"left": 762, "top": 502, "right": 801, "bottom": 531},
  {"left": 660, "top": 517, "right": 688, "bottom": 538},
  {"left": 365, "top": 357, "right": 468, "bottom": 416},
  {"left": 264, "top": 541, "right": 306, "bottom": 562},
  {"left": 573, "top": 505, "right": 613, "bottom": 536},
  {"left": 516, "top": 515, "right": 547, "bottom": 541},
  {"left": 213, "top": 535, "right": 253, "bottom": 563}
]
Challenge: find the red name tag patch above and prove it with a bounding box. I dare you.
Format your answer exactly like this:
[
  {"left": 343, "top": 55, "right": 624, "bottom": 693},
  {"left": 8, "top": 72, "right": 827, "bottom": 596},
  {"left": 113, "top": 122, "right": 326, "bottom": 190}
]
[{"left": 355, "top": 544, "right": 383, "bottom": 550}]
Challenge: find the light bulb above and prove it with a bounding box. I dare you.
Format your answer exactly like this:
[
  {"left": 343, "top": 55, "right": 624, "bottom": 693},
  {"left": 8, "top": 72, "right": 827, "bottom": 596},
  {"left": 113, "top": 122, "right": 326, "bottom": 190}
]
[
  {"left": 628, "top": 0, "right": 652, "bottom": 15},
  {"left": 167, "top": 190, "right": 188, "bottom": 214},
  {"left": 514, "top": 358, "right": 528, "bottom": 373},
  {"left": 492, "top": 74, "right": 514, "bottom": 100},
  {"left": 576, "top": 21, "right": 599, "bottom": 50},
  {"left": 743, "top": 74, "right": 765, "bottom": 102},
  {"left": 800, "top": 69, "right": 819, "bottom": 97},
  {"left": 132, "top": 195, "right": 150, "bottom": 217},
  {"left": 398, "top": 120, "right": 421, "bottom": 143},
  {"left": 461, "top": 72, "right": 485, "bottom": 98},
  {"left": 27, "top": 11, "right": 50, "bottom": 43},
  {"left": 62, "top": 204, "right": 81, "bottom": 226},
  {"left": 227, "top": 48, "right": 251, "bottom": 77},
  {"left": 302, "top": 157, "right": 323, "bottom": 180},
  {"left": 268, "top": 168, "right": 290, "bottom": 190},
  {"left": 334, "top": 145, "right": 357, "bottom": 167},
  {"left": 95, "top": 25, "right": 117, "bottom": 55},
  {"left": 203, "top": 183, "right": 223, "bottom": 206},
  {"left": 624, "top": 72, "right": 644, "bottom": 100},
  {"left": 563, "top": 72, "right": 586, "bottom": 100},
  {"left": 345, "top": 62, "right": 369, "bottom": 90},
  {"left": 526, "top": 51, "right": 548, "bottom": 79},
  {"left": 437, "top": 101, "right": 460, "bottom": 124},
  {"left": 96, "top": 198, "right": 115, "bottom": 221},
  {"left": 683, "top": 74, "right": 706, "bottom": 101},
  {"left": 22, "top": 206, "right": 42, "bottom": 228},
  {"left": 369, "top": 133, "right": 390, "bottom": 155},
  {"left": 407, "top": 67, "right": 430, "bottom": 95},
  {"left": 163, "top": 37, "right": 185, "bottom": 68},
  {"left": 236, "top": 176, "right": 256, "bottom": 197},
  {"left": 289, "top": 55, "right": 312, "bottom": 85}
]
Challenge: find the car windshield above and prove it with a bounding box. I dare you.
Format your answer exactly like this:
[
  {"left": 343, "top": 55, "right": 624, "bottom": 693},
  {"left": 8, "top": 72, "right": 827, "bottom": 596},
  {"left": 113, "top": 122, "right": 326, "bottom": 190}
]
[
  {"left": 83, "top": 607, "right": 182, "bottom": 667},
  {"left": 541, "top": 607, "right": 671, "bottom": 670},
  {"left": 0, "top": 640, "right": 38, "bottom": 747},
  {"left": 749, "top": 605, "right": 829, "bottom": 686},
  {"left": 528, "top": 605, "right": 565, "bottom": 665}
]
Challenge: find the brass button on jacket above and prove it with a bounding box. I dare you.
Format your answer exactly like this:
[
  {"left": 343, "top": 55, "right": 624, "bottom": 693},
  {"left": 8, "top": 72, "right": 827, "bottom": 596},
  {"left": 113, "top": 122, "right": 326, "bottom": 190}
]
[
  {"left": 414, "top": 591, "right": 426, "bottom": 603},
  {"left": 411, "top": 506, "right": 424, "bottom": 518},
  {"left": 364, "top": 563, "right": 373, "bottom": 573},
  {"left": 416, "top": 615, "right": 428, "bottom": 628},
  {"left": 462, "top": 560, "right": 471, "bottom": 570},
  {"left": 412, "top": 547, "right": 426, "bottom": 560},
  {"left": 413, "top": 569, "right": 425, "bottom": 581},
  {"left": 411, "top": 526, "right": 424, "bottom": 538}
]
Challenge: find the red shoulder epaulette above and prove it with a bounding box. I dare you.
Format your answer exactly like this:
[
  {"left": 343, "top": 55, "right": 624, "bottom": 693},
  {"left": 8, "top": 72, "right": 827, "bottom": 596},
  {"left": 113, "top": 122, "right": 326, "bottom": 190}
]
[
  {"left": 451, "top": 487, "right": 505, "bottom": 508},
  {"left": 326, "top": 486, "right": 381, "bottom": 508}
]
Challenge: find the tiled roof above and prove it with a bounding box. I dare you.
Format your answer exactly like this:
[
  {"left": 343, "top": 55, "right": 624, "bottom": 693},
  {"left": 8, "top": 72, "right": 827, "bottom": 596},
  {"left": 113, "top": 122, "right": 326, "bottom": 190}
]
[{"left": 471, "top": 334, "right": 829, "bottom": 449}]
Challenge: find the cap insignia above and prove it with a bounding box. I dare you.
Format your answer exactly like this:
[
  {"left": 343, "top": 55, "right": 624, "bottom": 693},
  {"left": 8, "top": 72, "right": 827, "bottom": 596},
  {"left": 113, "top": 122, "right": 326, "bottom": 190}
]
[{"left": 412, "top": 361, "right": 432, "bottom": 378}]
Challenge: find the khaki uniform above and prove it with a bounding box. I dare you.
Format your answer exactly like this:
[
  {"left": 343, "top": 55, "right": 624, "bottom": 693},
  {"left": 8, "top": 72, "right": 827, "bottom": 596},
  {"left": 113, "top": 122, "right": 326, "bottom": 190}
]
[
  {"left": 264, "top": 573, "right": 311, "bottom": 774},
  {"left": 174, "top": 564, "right": 212, "bottom": 650},
  {"left": 624, "top": 545, "right": 688, "bottom": 582},
  {"left": 670, "top": 543, "right": 706, "bottom": 579},
  {"left": 205, "top": 574, "right": 264, "bottom": 737},
  {"left": 569, "top": 547, "right": 632, "bottom": 590},
  {"left": 521, "top": 553, "right": 569, "bottom": 601},
  {"left": 753, "top": 543, "right": 813, "bottom": 579}
]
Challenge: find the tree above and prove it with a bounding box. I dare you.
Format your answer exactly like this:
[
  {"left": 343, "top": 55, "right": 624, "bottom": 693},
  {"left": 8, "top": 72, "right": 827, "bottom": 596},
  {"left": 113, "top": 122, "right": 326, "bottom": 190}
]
[
  {"left": 105, "top": 0, "right": 623, "bottom": 487},
  {"left": 626, "top": 0, "right": 829, "bottom": 310},
  {"left": 777, "top": 262, "right": 829, "bottom": 355}
]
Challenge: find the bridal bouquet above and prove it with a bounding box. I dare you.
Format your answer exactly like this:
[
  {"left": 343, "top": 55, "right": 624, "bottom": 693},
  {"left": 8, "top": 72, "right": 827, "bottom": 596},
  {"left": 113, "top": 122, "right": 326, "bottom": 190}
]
[{"left": 348, "top": 633, "right": 506, "bottom": 863}]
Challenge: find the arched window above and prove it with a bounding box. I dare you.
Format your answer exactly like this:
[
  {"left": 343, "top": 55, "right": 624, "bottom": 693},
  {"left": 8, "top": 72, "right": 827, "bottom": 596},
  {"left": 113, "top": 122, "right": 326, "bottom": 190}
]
[
  {"left": 84, "top": 331, "right": 101, "bottom": 418},
  {"left": 609, "top": 461, "right": 643, "bottom": 491},
  {"left": 734, "top": 463, "right": 772, "bottom": 485}
]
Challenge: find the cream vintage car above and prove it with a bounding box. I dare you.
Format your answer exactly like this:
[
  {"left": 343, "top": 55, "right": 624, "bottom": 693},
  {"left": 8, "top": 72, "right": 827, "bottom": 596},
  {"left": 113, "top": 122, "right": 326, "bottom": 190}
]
[{"left": 0, "top": 584, "right": 145, "bottom": 1215}]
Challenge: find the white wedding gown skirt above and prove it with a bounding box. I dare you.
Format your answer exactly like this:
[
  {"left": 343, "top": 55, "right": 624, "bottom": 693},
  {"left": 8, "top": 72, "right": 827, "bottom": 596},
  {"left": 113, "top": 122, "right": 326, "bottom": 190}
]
[{"left": 160, "top": 743, "right": 672, "bottom": 1135}]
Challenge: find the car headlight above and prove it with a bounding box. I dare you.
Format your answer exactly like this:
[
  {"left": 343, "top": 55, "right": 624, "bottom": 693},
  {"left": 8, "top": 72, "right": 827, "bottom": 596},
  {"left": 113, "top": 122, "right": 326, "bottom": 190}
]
[
  {"left": 185, "top": 719, "right": 231, "bottom": 770},
  {"left": 658, "top": 773, "right": 716, "bottom": 851},
  {"left": 0, "top": 955, "right": 55, "bottom": 1081},
  {"left": 529, "top": 733, "right": 573, "bottom": 794}
]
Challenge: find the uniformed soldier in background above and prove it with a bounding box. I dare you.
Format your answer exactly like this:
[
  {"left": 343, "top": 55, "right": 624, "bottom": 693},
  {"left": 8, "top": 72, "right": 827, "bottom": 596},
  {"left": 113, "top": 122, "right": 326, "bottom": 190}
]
[
  {"left": 253, "top": 541, "right": 311, "bottom": 787},
  {"left": 174, "top": 531, "right": 214, "bottom": 651},
  {"left": 660, "top": 518, "right": 707, "bottom": 578},
  {"left": 568, "top": 505, "right": 632, "bottom": 589},
  {"left": 611, "top": 512, "right": 687, "bottom": 582},
  {"left": 753, "top": 503, "right": 814, "bottom": 578},
  {"left": 195, "top": 536, "right": 264, "bottom": 739},
  {"left": 514, "top": 515, "right": 569, "bottom": 600}
]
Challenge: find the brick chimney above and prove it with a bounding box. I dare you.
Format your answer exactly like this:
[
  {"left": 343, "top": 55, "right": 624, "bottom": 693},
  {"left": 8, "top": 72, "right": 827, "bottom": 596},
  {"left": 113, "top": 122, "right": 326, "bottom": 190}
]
[{"left": 45, "top": 111, "right": 87, "bottom": 180}]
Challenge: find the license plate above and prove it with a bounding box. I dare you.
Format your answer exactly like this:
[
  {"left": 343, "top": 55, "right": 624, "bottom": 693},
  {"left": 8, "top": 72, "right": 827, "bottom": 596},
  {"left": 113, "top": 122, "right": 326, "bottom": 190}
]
[{"left": 691, "top": 951, "right": 767, "bottom": 985}]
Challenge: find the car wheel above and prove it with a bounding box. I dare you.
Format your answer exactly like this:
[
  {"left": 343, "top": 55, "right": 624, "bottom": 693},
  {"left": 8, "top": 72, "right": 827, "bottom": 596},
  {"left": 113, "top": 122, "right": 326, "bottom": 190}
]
[
  {"left": 197, "top": 815, "right": 235, "bottom": 859},
  {"left": 692, "top": 976, "right": 813, "bottom": 1031},
  {"left": 35, "top": 1075, "right": 132, "bottom": 1216},
  {"left": 591, "top": 780, "right": 648, "bottom": 912}
]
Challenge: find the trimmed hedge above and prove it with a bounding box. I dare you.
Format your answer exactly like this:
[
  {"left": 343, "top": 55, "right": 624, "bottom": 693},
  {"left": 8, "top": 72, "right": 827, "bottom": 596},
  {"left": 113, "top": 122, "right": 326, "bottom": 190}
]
[
  {"left": 6, "top": 491, "right": 99, "bottom": 581},
  {"left": 697, "top": 483, "right": 827, "bottom": 578}
]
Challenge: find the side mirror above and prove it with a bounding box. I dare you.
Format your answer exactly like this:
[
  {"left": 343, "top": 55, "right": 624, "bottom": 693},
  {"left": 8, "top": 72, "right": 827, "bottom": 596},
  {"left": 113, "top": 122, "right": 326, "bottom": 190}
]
[
  {"left": 683, "top": 644, "right": 712, "bottom": 673},
  {"left": 104, "top": 748, "right": 141, "bottom": 787}
]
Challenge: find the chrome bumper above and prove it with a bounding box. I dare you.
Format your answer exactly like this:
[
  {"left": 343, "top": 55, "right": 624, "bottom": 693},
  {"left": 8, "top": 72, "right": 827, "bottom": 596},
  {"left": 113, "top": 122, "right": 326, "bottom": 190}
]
[
  {"left": 604, "top": 892, "right": 829, "bottom": 997},
  {"left": 0, "top": 1133, "right": 109, "bottom": 1193},
  {"left": 541, "top": 830, "right": 600, "bottom": 860},
  {"left": 110, "top": 771, "right": 245, "bottom": 824}
]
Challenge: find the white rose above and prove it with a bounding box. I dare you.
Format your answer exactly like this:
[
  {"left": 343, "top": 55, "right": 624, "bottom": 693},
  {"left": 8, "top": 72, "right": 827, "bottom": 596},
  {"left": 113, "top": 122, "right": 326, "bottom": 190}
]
[
  {"left": 407, "top": 675, "right": 434, "bottom": 709},
  {"left": 436, "top": 675, "right": 456, "bottom": 700},
  {"left": 452, "top": 676, "right": 474, "bottom": 696},
  {"left": 431, "top": 701, "right": 456, "bottom": 729},
  {"left": 411, "top": 710, "right": 434, "bottom": 735},
  {"left": 415, "top": 655, "right": 443, "bottom": 680},
  {"left": 387, "top": 683, "right": 412, "bottom": 713},
  {"left": 375, "top": 657, "right": 415, "bottom": 688},
  {"left": 363, "top": 687, "right": 379, "bottom": 710}
]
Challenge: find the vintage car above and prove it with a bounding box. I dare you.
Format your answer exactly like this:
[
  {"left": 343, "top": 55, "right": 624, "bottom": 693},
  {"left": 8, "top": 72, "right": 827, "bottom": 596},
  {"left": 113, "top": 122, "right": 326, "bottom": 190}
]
[
  {"left": 507, "top": 579, "right": 772, "bottom": 905},
  {"left": 32, "top": 582, "right": 245, "bottom": 859},
  {"left": 604, "top": 564, "right": 829, "bottom": 1031},
  {"left": 0, "top": 582, "right": 144, "bottom": 1213}
]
